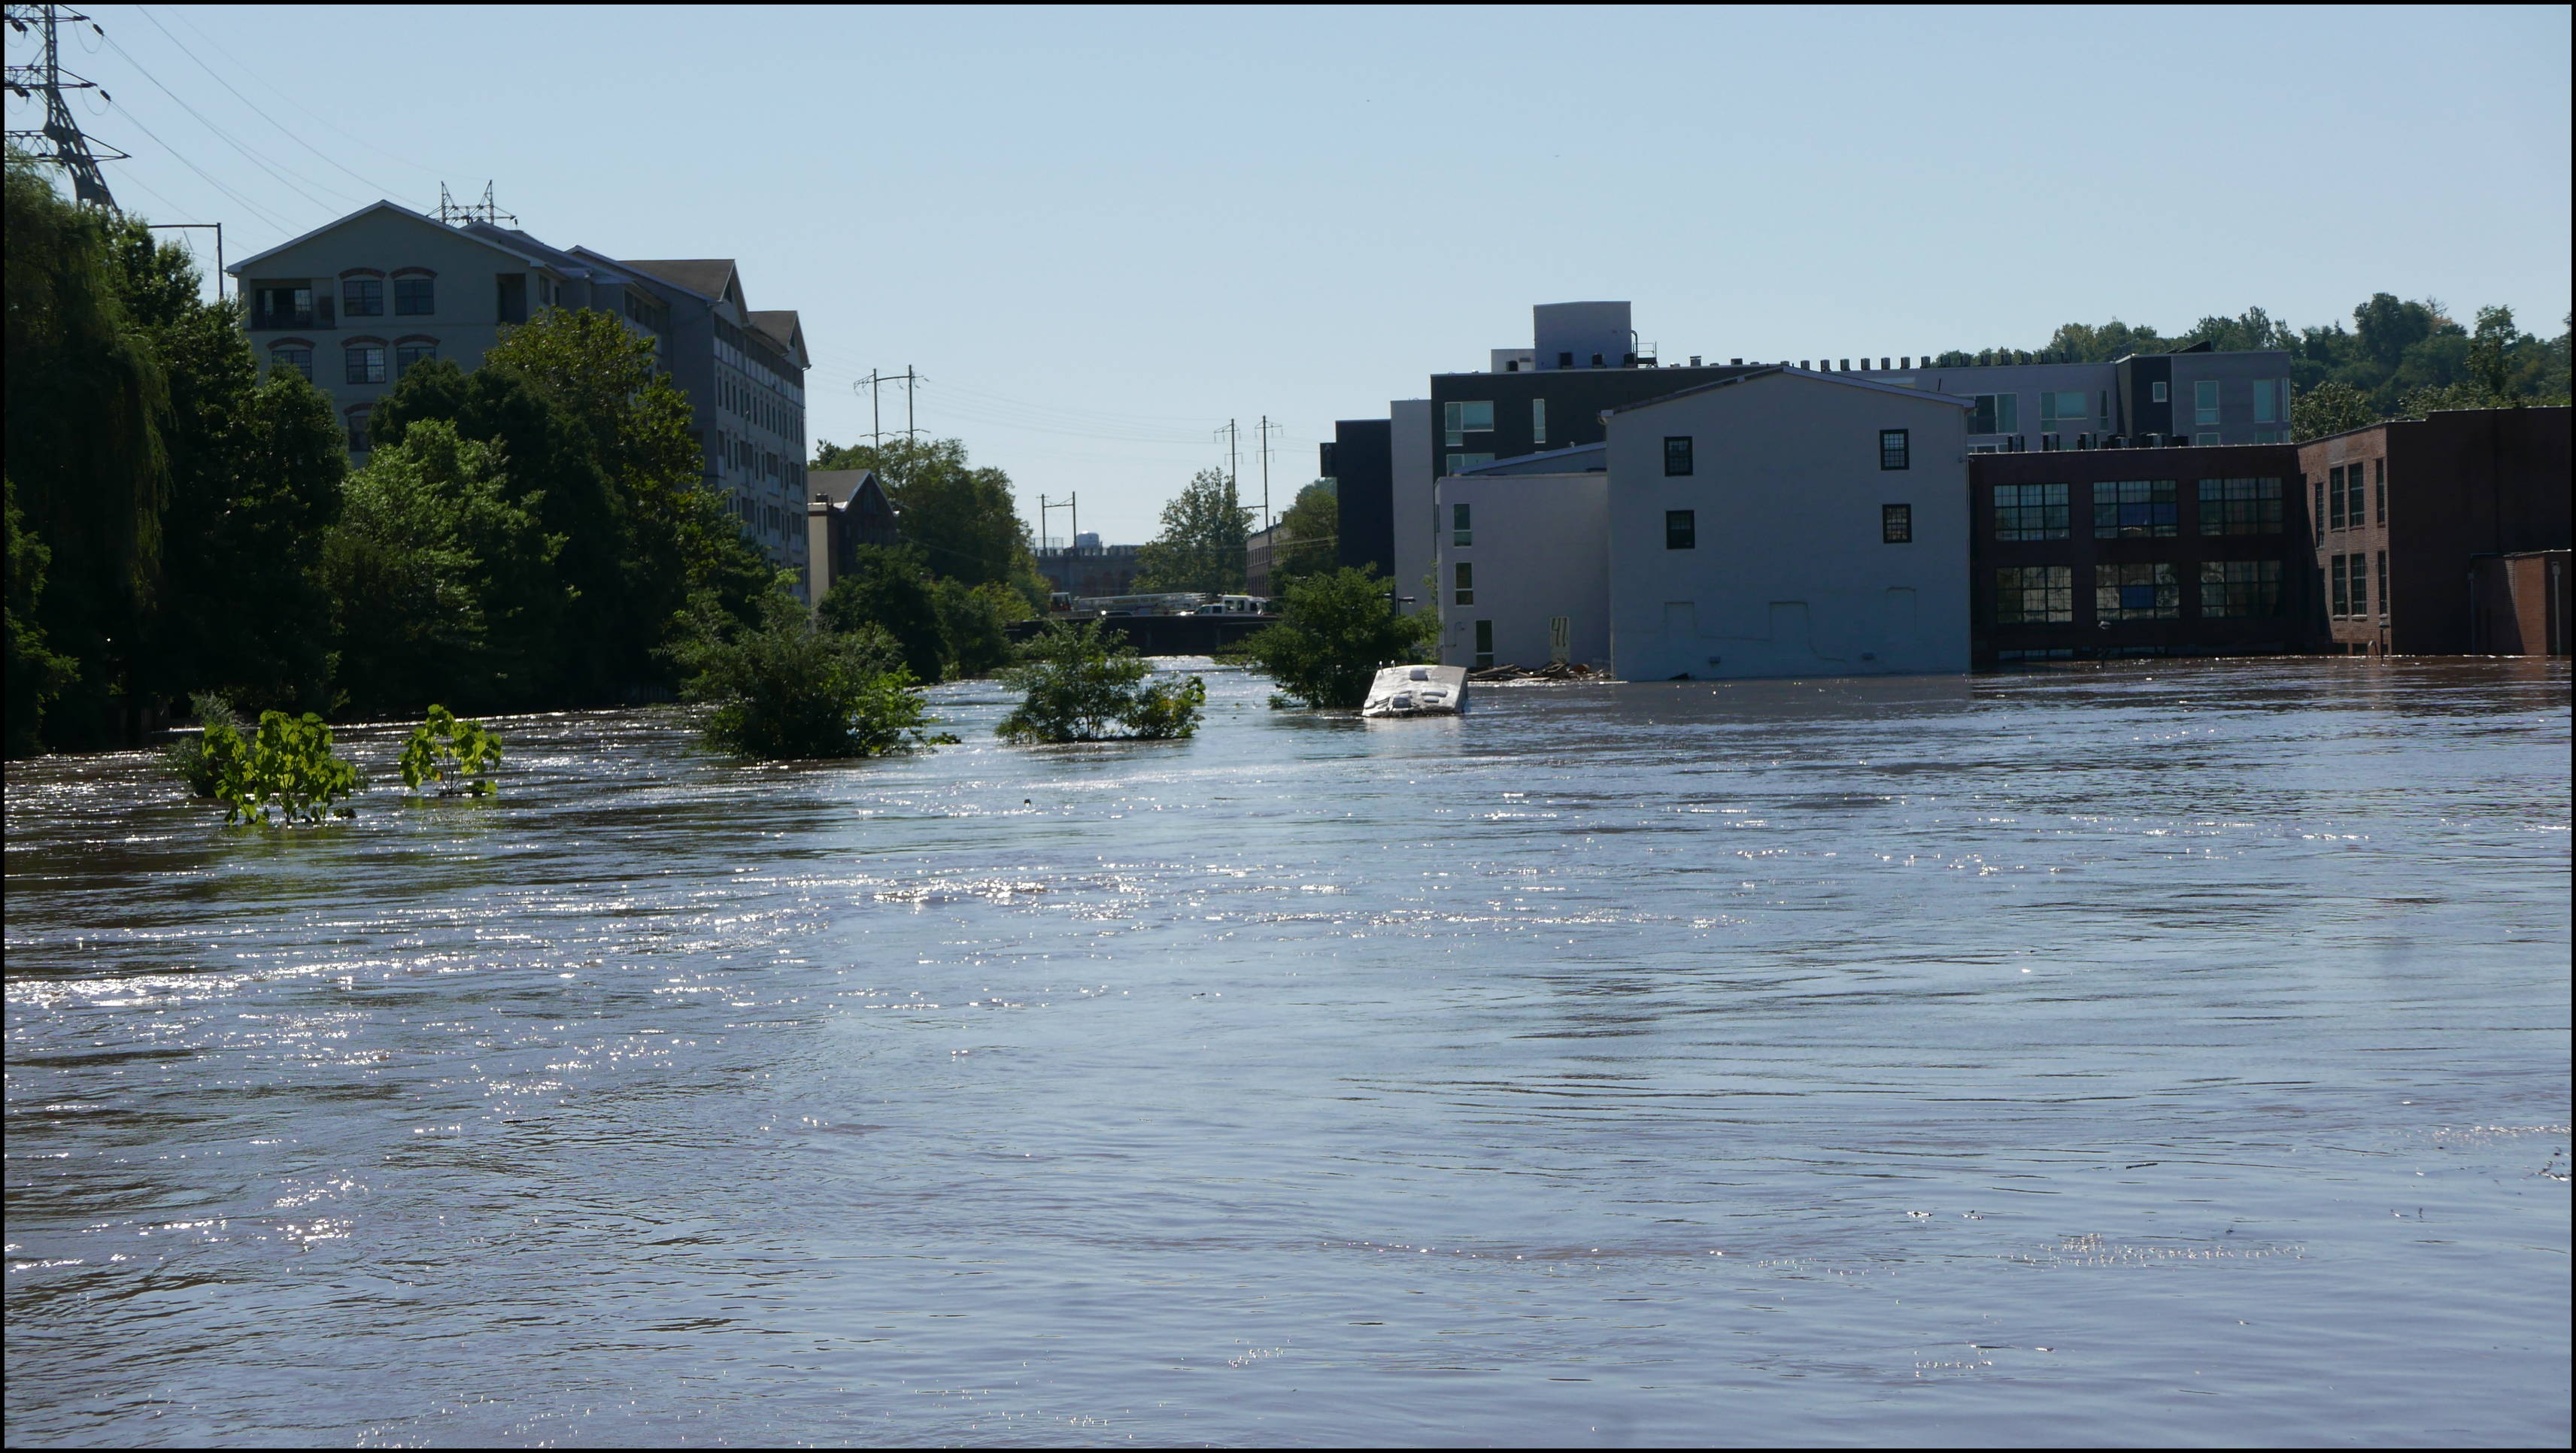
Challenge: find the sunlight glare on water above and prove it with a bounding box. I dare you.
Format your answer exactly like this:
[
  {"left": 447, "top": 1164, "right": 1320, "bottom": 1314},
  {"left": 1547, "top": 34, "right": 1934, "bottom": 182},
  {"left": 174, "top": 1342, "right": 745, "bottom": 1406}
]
[{"left": 5, "top": 657, "right": 2568, "bottom": 1445}]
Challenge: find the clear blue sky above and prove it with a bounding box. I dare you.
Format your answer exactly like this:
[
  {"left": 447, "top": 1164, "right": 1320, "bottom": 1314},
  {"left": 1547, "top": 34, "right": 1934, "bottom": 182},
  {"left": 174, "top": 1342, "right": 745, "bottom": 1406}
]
[{"left": 19, "top": 5, "right": 2572, "bottom": 541}]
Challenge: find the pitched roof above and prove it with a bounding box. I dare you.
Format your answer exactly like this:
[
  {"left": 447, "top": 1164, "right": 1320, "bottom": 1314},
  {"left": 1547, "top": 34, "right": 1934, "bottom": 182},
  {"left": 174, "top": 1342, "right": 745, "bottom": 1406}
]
[
  {"left": 1457, "top": 442, "right": 1607, "bottom": 475},
  {"left": 620, "top": 258, "right": 742, "bottom": 308},
  {"left": 226, "top": 199, "right": 548, "bottom": 275},
  {"left": 748, "top": 310, "right": 808, "bottom": 369},
  {"left": 1599, "top": 365, "right": 1974, "bottom": 419}
]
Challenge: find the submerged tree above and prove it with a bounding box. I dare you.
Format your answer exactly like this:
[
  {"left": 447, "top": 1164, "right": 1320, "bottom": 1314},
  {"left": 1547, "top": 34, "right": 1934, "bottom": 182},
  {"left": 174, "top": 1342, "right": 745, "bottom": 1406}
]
[
  {"left": 666, "top": 580, "right": 948, "bottom": 760},
  {"left": 996, "top": 620, "right": 1205, "bottom": 743},
  {"left": 1233, "top": 566, "right": 1436, "bottom": 709}
]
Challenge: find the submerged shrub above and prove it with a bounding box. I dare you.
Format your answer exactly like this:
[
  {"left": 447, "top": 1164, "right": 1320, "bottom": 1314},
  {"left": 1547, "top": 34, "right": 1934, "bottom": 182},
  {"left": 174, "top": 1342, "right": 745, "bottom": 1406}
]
[
  {"left": 1233, "top": 566, "right": 1436, "bottom": 708},
  {"left": 399, "top": 704, "right": 502, "bottom": 795},
  {"left": 205, "top": 709, "right": 360, "bottom": 824},
  {"left": 997, "top": 620, "right": 1206, "bottom": 744},
  {"left": 666, "top": 581, "right": 949, "bottom": 760},
  {"left": 159, "top": 690, "right": 245, "bottom": 797}
]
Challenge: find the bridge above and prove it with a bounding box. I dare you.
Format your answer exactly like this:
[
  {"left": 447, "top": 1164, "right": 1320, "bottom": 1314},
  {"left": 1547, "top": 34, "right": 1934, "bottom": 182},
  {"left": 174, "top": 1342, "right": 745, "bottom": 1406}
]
[{"left": 1006, "top": 614, "right": 1280, "bottom": 656}]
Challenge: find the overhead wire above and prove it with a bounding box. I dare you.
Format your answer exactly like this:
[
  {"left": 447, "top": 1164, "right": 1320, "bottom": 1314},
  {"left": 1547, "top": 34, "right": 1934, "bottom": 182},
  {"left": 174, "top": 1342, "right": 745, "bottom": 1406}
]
[
  {"left": 132, "top": 5, "right": 411, "bottom": 203},
  {"left": 92, "top": 27, "right": 360, "bottom": 217},
  {"left": 104, "top": 97, "right": 296, "bottom": 232},
  {"left": 147, "top": 3, "right": 454, "bottom": 180}
]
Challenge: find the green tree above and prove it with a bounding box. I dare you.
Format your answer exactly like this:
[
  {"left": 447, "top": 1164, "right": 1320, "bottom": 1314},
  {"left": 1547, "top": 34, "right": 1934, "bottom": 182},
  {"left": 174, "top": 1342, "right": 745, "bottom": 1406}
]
[
  {"left": 932, "top": 578, "right": 1021, "bottom": 678},
  {"left": 6, "top": 475, "right": 79, "bottom": 756},
  {"left": 818, "top": 543, "right": 946, "bottom": 683},
  {"left": 1268, "top": 481, "right": 1340, "bottom": 592},
  {"left": 321, "top": 421, "right": 569, "bottom": 716},
  {"left": 666, "top": 580, "right": 946, "bottom": 760},
  {"left": 1233, "top": 566, "right": 1437, "bottom": 709},
  {"left": 3, "top": 156, "right": 171, "bottom": 745},
  {"left": 812, "top": 436, "right": 1045, "bottom": 606},
  {"left": 996, "top": 619, "right": 1205, "bottom": 743},
  {"left": 1133, "top": 467, "right": 1249, "bottom": 593},
  {"left": 2291, "top": 381, "right": 2380, "bottom": 442}
]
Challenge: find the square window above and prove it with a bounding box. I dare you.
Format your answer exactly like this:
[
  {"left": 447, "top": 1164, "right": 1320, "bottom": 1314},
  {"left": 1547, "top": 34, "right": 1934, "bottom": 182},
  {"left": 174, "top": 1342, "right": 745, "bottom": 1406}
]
[
  {"left": 2198, "top": 560, "right": 2281, "bottom": 618},
  {"left": 2150, "top": 381, "right": 2169, "bottom": 404},
  {"left": 269, "top": 346, "right": 313, "bottom": 381},
  {"left": 1992, "top": 482, "right": 2068, "bottom": 541},
  {"left": 344, "top": 345, "right": 386, "bottom": 385},
  {"left": 1452, "top": 502, "right": 1471, "bottom": 548},
  {"left": 1664, "top": 436, "right": 1695, "bottom": 476},
  {"left": 1441, "top": 399, "right": 1494, "bottom": 446},
  {"left": 2095, "top": 563, "right": 2180, "bottom": 620},
  {"left": 395, "top": 341, "right": 437, "bottom": 377},
  {"left": 1453, "top": 561, "right": 1473, "bottom": 606},
  {"left": 2038, "top": 391, "right": 2088, "bottom": 426},
  {"left": 1969, "top": 393, "right": 2019, "bottom": 435},
  {"left": 2196, "top": 477, "right": 2282, "bottom": 535},
  {"left": 2092, "top": 479, "right": 2177, "bottom": 538},
  {"left": 393, "top": 276, "right": 435, "bottom": 315},
  {"left": 341, "top": 278, "right": 383, "bottom": 317},
  {"left": 1879, "top": 429, "right": 1910, "bottom": 470},
  {"left": 1994, "top": 566, "right": 2073, "bottom": 624},
  {"left": 1665, "top": 509, "right": 1695, "bottom": 550},
  {"left": 1881, "top": 504, "right": 1912, "bottom": 543}
]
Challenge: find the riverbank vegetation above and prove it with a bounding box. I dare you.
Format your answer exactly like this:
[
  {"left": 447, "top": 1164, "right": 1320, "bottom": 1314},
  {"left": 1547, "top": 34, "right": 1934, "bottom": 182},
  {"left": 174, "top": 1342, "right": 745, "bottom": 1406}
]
[
  {"left": 666, "top": 584, "right": 951, "bottom": 759},
  {"left": 997, "top": 620, "right": 1206, "bottom": 743},
  {"left": 1233, "top": 567, "right": 1436, "bottom": 709}
]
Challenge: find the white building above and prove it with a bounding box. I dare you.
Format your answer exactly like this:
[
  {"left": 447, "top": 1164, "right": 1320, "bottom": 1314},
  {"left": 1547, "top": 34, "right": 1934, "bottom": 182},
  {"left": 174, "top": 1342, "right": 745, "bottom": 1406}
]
[{"left": 1433, "top": 367, "right": 1971, "bottom": 680}]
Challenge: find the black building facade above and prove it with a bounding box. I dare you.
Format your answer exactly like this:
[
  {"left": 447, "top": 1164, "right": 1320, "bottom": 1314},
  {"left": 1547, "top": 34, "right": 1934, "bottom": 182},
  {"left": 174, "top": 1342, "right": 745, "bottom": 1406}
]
[{"left": 1327, "top": 417, "right": 1394, "bottom": 575}]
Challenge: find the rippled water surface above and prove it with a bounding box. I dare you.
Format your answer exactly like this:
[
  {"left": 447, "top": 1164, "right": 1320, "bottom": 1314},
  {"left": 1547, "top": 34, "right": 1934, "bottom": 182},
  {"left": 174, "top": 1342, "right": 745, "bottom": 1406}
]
[{"left": 6, "top": 658, "right": 2569, "bottom": 1446}]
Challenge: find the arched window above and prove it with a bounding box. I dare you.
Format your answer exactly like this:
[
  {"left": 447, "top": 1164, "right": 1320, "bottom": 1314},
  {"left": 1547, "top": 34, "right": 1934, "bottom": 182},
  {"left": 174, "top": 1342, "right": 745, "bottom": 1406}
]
[
  {"left": 394, "top": 335, "right": 438, "bottom": 378},
  {"left": 344, "top": 338, "right": 387, "bottom": 386},
  {"left": 345, "top": 404, "right": 375, "bottom": 456},
  {"left": 392, "top": 268, "right": 436, "bottom": 316},
  {"left": 269, "top": 340, "right": 315, "bottom": 381}
]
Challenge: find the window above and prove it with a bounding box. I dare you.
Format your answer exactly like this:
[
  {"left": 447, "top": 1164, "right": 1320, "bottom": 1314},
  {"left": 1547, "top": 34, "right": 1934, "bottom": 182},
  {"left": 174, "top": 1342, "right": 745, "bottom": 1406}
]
[
  {"left": 1556, "top": 351, "right": 1573, "bottom": 369},
  {"left": 1992, "top": 482, "right": 2069, "bottom": 541},
  {"left": 2374, "top": 459, "right": 2386, "bottom": 523},
  {"left": 1441, "top": 399, "right": 1493, "bottom": 445},
  {"left": 2199, "top": 560, "right": 2282, "bottom": 618},
  {"left": 1994, "top": 566, "right": 2073, "bottom": 624},
  {"left": 2193, "top": 379, "right": 2220, "bottom": 426},
  {"left": 341, "top": 277, "right": 384, "bottom": 317},
  {"left": 2327, "top": 467, "right": 2347, "bottom": 529},
  {"left": 1969, "top": 393, "right": 2019, "bottom": 435},
  {"left": 1474, "top": 620, "right": 1494, "bottom": 671},
  {"left": 2039, "top": 391, "right": 2088, "bottom": 427},
  {"left": 269, "top": 344, "right": 314, "bottom": 381},
  {"left": 2313, "top": 478, "right": 2326, "bottom": 539},
  {"left": 1879, "top": 429, "right": 1909, "bottom": 470},
  {"left": 1881, "top": 504, "right": 1912, "bottom": 544},
  {"left": 344, "top": 344, "right": 386, "bottom": 385},
  {"left": 344, "top": 406, "right": 372, "bottom": 455},
  {"left": 1452, "top": 502, "right": 1471, "bottom": 548},
  {"left": 1445, "top": 452, "right": 1494, "bottom": 475},
  {"left": 2095, "top": 563, "right": 2180, "bottom": 620},
  {"left": 2375, "top": 551, "right": 2387, "bottom": 618},
  {"left": 2348, "top": 551, "right": 2366, "bottom": 617},
  {"left": 2346, "top": 468, "right": 2365, "bottom": 531},
  {"left": 396, "top": 339, "right": 437, "bottom": 376},
  {"left": 252, "top": 283, "right": 314, "bottom": 330},
  {"left": 393, "top": 274, "right": 435, "bottom": 315},
  {"left": 2330, "top": 555, "right": 2350, "bottom": 617},
  {"left": 1531, "top": 399, "right": 1546, "bottom": 444},
  {"left": 2093, "top": 479, "right": 2177, "bottom": 538},
  {"left": 1665, "top": 509, "right": 1695, "bottom": 550},
  {"left": 1664, "top": 435, "right": 1695, "bottom": 476},
  {"left": 2253, "top": 378, "right": 2283, "bottom": 424},
  {"left": 496, "top": 273, "right": 528, "bottom": 325},
  {"left": 2150, "top": 381, "right": 2169, "bottom": 404},
  {"left": 2198, "top": 477, "right": 2282, "bottom": 535},
  {"left": 1453, "top": 561, "right": 1473, "bottom": 606}
]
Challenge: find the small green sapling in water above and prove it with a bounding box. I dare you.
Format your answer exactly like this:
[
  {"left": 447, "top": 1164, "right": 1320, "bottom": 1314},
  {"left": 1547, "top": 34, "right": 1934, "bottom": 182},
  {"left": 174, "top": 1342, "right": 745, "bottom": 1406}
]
[
  {"left": 205, "top": 711, "right": 361, "bottom": 825},
  {"left": 399, "top": 705, "right": 502, "bottom": 795}
]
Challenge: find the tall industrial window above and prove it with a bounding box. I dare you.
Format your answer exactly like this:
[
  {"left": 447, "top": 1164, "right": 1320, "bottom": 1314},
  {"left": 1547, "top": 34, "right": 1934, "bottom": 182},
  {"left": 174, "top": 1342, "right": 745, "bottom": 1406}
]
[
  {"left": 344, "top": 344, "right": 386, "bottom": 386},
  {"left": 2253, "top": 378, "right": 2282, "bottom": 423},
  {"left": 2330, "top": 554, "right": 2350, "bottom": 617},
  {"left": 1531, "top": 399, "right": 1546, "bottom": 444},
  {"left": 2348, "top": 551, "right": 2366, "bottom": 617},
  {"left": 1444, "top": 453, "right": 1493, "bottom": 475},
  {"left": 1452, "top": 503, "right": 1471, "bottom": 548},
  {"left": 2198, "top": 560, "right": 2281, "bottom": 617},
  {"left": 1473, "top": 620, "right": 1494, "bottom": 670},
  {"left": 341, "top": 278, "right": 384, "bottom": 317},
  {"left": 2193, "top": 380, "right": 2220, "bottom": 425},
  {"left": 2328, "top": 466, "right": 2347, "bottom": 528},
  {"left": 1882, "top": 504, "right": 1913, "bottom": 544},
  {"left": 2313, "top": 478, "right": 2326, "bottom": 538},
  {"left": 2374, "top": 459, "right": 2386, "bottom": 523},
  {"left": 2198, "top": 477, "right": 2282, "bottom": 535},
  {"left": 1665, "top": 510, "right": 1695, "bottom": 550},
  {"left": 269, "top": 344, "right": 313, "bottom": 381},
  {"left": 1664, "top": 436, "right": 1695, "bottom": 476},
  {"left": 1442, "top": 399, "right": 1494, "bottom": 445},
  {"left": 2096, "top": 563, "right": 2180, "bottom": 620},
  {"left": 1453, "top": 562, "right": 1473, "bottom": 606},
  {"left": 2346, "top": 468, "right": 2365, "bottom": 529},
  {"left": 1969, "top": 393, "right": 2019, "bottom": 434},
  {"left": 2038, "top": 391, "right": 2088, "bottom": 427},
  {"left": 2376, "top": 551, "right": 2387, "bottom": 618},
  {"left": 1879, "top": 429, "right": 1910, "bottom": 470},
  {"left": 1992, "top": 482, "right": 2069, "bottom": 540},
  {"left": 1994, "top": 566, "right": 2073, "bottom": 624},
  {"left": 2092, "top": 479, "right": 2177, "bottom": 538},
  {"left": 393, "top": 275, "right": 434, "bottom": 315}
]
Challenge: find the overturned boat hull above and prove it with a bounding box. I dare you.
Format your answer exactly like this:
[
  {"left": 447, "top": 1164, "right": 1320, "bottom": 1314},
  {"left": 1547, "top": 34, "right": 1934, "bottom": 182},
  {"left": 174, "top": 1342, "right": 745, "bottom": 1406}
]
[{"left": 1361, "top": 664, "right": 1469, "bottom": 717}]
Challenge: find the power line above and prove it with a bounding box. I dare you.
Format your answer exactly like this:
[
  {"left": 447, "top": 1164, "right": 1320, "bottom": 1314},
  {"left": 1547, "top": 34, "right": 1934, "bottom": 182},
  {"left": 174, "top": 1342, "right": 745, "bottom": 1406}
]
[
  {"left": 103, "top": 96, "right": 292, "bottom": 230},
  {"left": 148, "top": 2, "right": 451, "bottom": 181},
  {"left": 5, "top": 3, "right": 126, "bottom": 207},
  {"left": 90, "top": 24, "right": 359, "bottom": 214},
  {"left": 130, "top": 4, "right": 405, "bottom": 202}
]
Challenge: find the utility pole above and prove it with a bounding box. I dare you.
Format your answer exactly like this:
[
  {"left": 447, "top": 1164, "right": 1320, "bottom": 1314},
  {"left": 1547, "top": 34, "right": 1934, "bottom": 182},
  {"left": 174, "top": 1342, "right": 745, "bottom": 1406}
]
[
  {"left": 1038, "top": 493, "right": 1078, "bottom": 554},
  {"left": 145, "top": 221, "right": 223, "bottom": 302},
  {"left": 1215, "top": 418, "right": 1239, "bottom": 499},
  {"left": 434, "top": 181, "right": 515, "bottom": 227},
  {"left": 1256, "top": 415, "right": 1281, "bottom": 532},
  {"left": 5, "top": 4, "right": 128, "bottom": 209},
  {"left": 854, "top": 367, "right": 920, "bottom": 448}
]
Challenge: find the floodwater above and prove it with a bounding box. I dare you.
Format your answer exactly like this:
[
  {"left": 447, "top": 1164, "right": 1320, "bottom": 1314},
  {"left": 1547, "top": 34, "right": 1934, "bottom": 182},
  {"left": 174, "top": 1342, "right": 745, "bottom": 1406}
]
[{"left": 5, "top": 658, "right": 2568, "bottom": 1447}]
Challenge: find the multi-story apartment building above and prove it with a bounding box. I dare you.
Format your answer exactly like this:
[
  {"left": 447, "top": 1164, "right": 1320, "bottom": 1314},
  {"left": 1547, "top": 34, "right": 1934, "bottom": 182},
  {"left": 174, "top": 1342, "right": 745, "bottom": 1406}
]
[
  {"left": 2296, "top": 406, "right": 2570, "bottom": 655},
  {"left": 226, "top": 201, "right": 812, "bottom": 582}
]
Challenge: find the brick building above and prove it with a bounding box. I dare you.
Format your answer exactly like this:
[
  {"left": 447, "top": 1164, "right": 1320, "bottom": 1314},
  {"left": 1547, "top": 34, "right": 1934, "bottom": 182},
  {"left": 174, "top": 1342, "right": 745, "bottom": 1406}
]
[
  {"left": 1968, "top": 443, "right": 2323, "bottom": 665},
  {"left": 2298, "top": 407, "right": 2571, "bottom": 655}
]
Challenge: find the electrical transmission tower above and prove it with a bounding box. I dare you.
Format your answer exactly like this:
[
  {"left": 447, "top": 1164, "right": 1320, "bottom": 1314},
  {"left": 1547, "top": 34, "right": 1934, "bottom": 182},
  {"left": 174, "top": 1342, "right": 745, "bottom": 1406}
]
[
  {"left": 5, "top": 3, "right": 126, "bottom": 209},
  {"left": 435, "top": 181, "right": 517, "bottom": 227}
]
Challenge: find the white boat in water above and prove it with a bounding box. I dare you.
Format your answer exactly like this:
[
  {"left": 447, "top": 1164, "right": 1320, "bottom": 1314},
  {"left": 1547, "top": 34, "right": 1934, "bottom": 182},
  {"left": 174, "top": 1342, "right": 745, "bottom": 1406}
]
[{"left": 1361, "top": 664, "right": 1469, "bottom": 717}]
